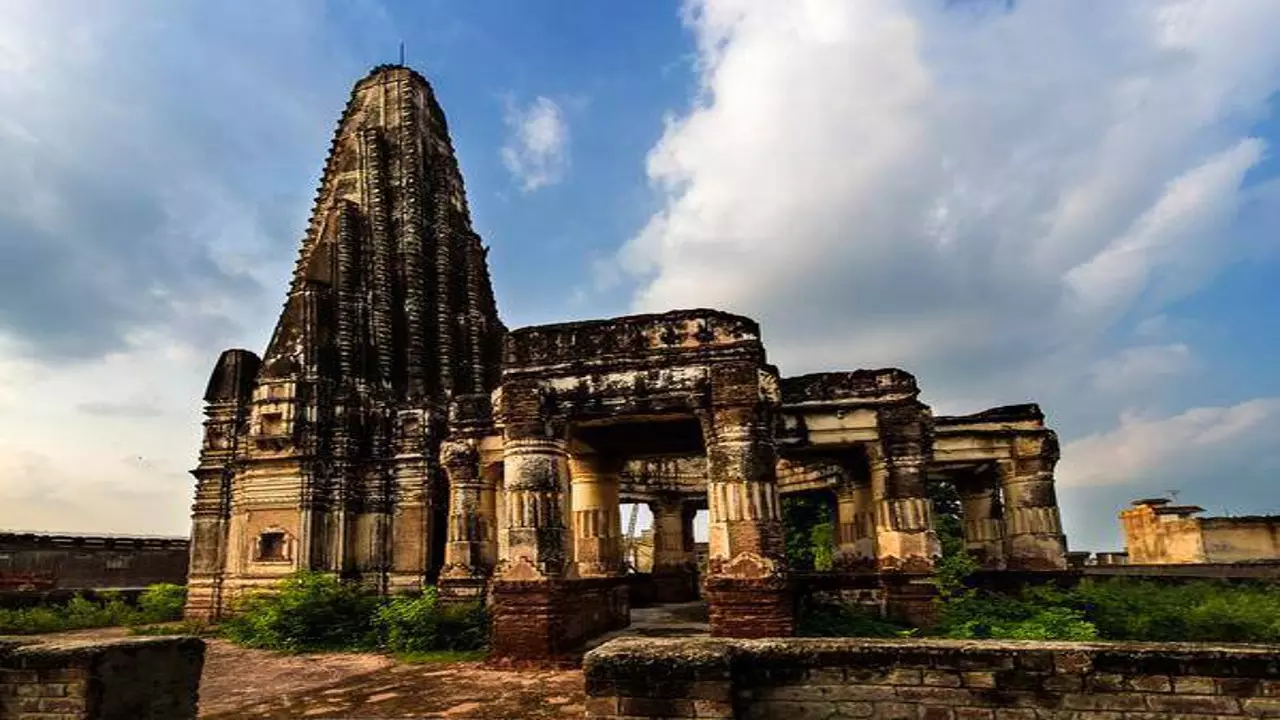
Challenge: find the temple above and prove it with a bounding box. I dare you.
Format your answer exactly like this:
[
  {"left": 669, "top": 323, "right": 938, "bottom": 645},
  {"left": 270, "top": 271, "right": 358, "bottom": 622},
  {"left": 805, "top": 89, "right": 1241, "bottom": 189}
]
[{"left": 186, "top": 66, "right": 1068, "bottom": 661}]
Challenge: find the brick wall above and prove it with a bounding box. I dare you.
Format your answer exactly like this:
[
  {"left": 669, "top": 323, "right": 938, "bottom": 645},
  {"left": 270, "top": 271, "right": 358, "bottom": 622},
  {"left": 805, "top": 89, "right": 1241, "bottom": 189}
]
[
  {"left": 0, "top": 635, "right": 203, "bottom": 719},
  {"left": 0, "top": 533, "right": 189, "bottom": 592},
  {"left": 583, "top": 637, "right": 1280, "bottom": 720}
]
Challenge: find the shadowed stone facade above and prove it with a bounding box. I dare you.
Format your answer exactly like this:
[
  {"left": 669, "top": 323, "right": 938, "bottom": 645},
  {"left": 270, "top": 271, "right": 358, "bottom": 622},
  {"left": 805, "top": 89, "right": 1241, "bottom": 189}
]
[{"left": 187, "top": 65, "right": 1068, "bottom": 661}]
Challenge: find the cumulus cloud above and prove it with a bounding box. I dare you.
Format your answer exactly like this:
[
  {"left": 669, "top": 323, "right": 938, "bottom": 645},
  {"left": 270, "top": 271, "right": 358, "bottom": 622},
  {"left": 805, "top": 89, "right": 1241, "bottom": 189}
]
[
  {"left": 600, "top": 0, "right": 1280, "bottom": 546},
  {"left": 0, "top": 2, "right": 394, "bottom": 534},
  {"left": 613, "top": 0, "right": 1280, "bottom": 413},
  {"left": 501, "top": 96, "right": 570, "bottom": 191},
  {"left": 1057, "top": 398, "right": 1280, "bottom": 489}
]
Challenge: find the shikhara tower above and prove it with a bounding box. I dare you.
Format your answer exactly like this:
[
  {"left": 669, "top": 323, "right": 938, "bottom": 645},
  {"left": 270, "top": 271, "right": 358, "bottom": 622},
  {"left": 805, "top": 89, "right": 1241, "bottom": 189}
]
[
  {"left": 187, "top": 66, "right": 504, "bottom": 618},
  {"left": 189, "top": 65, "right": 1068, "bottom": 661}
]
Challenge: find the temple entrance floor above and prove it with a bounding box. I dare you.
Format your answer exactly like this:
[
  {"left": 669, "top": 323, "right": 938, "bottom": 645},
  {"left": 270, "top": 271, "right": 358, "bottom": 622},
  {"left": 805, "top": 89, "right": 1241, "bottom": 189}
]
[
  {"left": 583, "top": 601, "right": 710, "bottom": 652},
  {"left": 581, "top": 597, "right": 711, "bottom": 653}
]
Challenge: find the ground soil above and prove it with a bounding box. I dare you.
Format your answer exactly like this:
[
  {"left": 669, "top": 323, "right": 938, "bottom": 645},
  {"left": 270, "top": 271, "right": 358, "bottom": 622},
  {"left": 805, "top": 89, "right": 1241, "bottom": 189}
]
[
  {"left": 18, "top": 603, "right": 708, "bottom": 718},
  {"left": 23, "top": 627, "right": 585, "bottom": 719}
]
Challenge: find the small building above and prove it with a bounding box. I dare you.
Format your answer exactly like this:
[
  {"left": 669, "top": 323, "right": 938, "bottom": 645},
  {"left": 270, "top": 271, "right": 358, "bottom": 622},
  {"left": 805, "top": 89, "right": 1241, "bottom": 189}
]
[{"left": 1120, "top": 499, "right": 1280, "bottom": 565}]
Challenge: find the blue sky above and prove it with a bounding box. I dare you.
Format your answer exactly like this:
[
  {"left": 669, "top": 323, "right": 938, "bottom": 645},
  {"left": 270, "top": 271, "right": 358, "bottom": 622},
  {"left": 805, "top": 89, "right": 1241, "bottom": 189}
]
[{"left": 0, "top": 0, "right": 1277, "bottom": 552}]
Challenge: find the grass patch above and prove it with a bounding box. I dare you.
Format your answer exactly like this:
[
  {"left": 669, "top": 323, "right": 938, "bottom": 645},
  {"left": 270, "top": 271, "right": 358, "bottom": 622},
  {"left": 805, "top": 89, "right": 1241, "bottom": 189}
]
[
  {"left": 393, "top": 649, "right": 487, "bottom": 664},
  {"left": 0, "top": 584, "right": 187, "bottom": 635},
  {"left": 127, "top": 619, "right": 216, "bottom": 637}
]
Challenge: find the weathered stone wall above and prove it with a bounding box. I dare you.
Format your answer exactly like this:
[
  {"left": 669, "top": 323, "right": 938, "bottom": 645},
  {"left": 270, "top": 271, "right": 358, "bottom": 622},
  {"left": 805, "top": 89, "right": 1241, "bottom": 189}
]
[
  {"left": 583, "top": 636, "right": 1280, "bottom": 720},
  {"left": 0, "top": 533, "right": 188, "bottom": 592},
  {"left": 0, "top": 635, "right": 203, "bottom": 719}
]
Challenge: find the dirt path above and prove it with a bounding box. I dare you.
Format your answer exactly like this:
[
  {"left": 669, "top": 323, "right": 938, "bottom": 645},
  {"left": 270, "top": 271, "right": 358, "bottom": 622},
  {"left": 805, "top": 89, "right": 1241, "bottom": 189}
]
[
  {"left": 197, "top": 640, "right": 583, "bottom": 719},
  {"left": 20, "top": 627, "right": 585, "bottom": 719}
]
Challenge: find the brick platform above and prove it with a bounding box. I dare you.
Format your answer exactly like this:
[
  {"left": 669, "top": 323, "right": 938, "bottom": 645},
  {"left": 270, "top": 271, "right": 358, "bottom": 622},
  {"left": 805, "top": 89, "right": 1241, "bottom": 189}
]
[
  {"left": 0, "top": 635, "right": 203, "bottom": 720},
  {"left": 489, "top": 577, "right": 629, "bottom": 664},
  {"left": 703, "top": 576, "right": 793, "bottom": 638},
  {"left": 583, "top": 636, "right": 1280, "bottom": 719}
]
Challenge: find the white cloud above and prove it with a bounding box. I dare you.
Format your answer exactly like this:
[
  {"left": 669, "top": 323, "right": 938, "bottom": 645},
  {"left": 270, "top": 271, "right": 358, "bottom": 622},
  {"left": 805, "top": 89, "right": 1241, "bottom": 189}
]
[
  {"left": 501, "top": 96, "right": 570, "bottom": 192},
  {"left": 612, "top": 0, "right": 1280, "bottom": 416},
  {"left": 1090, "top": 343, "right": 1196, "bottom": 393},
  {"left": 0, "top": 2, "right": 393, "bottom": 534},
  {"left": 1057, "top": 398, "right": 1280, "bottom": 489}
]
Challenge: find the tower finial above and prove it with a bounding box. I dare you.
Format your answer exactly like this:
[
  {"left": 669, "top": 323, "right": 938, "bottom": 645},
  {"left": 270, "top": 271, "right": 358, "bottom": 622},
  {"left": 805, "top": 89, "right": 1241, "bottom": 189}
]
[{"left": 399, "top": 41, "right": 405, "bottom": 66}]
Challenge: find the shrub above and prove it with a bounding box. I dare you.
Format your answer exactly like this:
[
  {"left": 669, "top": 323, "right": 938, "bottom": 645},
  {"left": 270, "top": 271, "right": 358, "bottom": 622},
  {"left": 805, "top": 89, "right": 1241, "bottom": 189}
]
[
  {"left": 219, "top": 571, "right": 379, "bottom": 652},
  {"left": 374, "top": 590, "right": 443, "bottom": 654},
  {"left": 373, "top": 589, "right": 486, "bottom": 654},
  {"left": 136, "top": 583, "right": 187, "bottom": 622},
  {"left": 1066, "top": 579, "right": 1280, "bottom": 643},
  {"left": 797, "top": 600, "right": 915, "bottom": 638},
  {"left": 0, "top": 584, "right": 188, "bottom": 635},
  {"left": 935, "top": 589, "right": 1098, "bottom": 641},
  {"left": 218, "top": 571, "right": 488, "bottom": 656}
]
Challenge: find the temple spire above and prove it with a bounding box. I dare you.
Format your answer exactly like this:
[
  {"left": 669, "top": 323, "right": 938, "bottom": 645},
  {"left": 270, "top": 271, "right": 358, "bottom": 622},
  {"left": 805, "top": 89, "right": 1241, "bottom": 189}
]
[{"left": 258, "top": 65, "right": 505, "bottom": 404}]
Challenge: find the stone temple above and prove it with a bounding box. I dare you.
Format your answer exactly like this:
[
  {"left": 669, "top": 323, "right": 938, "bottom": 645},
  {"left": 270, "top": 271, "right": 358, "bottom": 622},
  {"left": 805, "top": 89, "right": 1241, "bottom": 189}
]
[{"left": 186, "top": 65, "right": 1068, "bottom": 661}]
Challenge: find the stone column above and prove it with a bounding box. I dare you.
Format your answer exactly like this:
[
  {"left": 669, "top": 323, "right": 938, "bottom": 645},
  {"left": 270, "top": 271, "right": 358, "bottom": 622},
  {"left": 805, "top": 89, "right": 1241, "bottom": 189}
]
[
  {"left": 869, "top": 404, "right": 940, "bottom": 627},
  {"left": 439, "top": 438, "right": 497, "bottom": 599},
  {"left": 702, "top": 363, "right": 792, "bottom": 637},
  {"left": 492, "top": 424, "right": 627, "bottom": 662},
  {"left": 650, "top": 495, "right": 698, "bottom": 602},
  {"left": 569, "top": 450, "right": 623, "bottom": 578},
  {"left": 869, "top": 406, "right": 940, "bottom": 573},
  {"left": 496, "top": 435, "right": 572, "bottom": 580},
  {"left": 1000, "top": 432, "right": 1068, "bottom": 570},
  {"left": 959, "top": 467, "right": 1006, "bottom": 570},
  {"left": 833, "top": 480, "right": 877, "bottom": 571}
]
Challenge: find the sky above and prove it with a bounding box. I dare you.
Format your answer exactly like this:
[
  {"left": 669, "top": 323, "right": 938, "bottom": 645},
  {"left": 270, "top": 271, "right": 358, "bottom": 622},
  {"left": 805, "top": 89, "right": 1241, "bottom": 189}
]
[{"left": 0, "top": 0, "right": 1277, "bottom": 552}]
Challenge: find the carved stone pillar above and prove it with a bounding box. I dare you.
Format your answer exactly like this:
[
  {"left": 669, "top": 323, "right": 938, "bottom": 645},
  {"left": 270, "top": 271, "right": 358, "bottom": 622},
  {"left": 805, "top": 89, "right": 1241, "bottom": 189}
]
[
  {"left": 1000, "top": 433, "right": 1067, "bottom": 570},
  {"left": 959, "top": 467, "right": 1006, "bottom": 570},
  {"left": 387, "top": 409, "right": 434, "bottom": 594},
  {"left": 569, "top": 450, "right": 623, "bottom": 578},
  {"left": 702, "top": 375, "right": 792, "bottom": 637},
  {"left": 869, "top": 406, "right": 940, "bottom": 573},
  {"left": 496, "top": 435, "right": 571, "bottom": 580},
  {"left": 650, "top": 495, "right": 698, "bottom": 602},
  {"left": 439, "top": 438, "right": 497, "bottom": 598},
  {"left": 490, "top": 427, "right": 627, "bottom": 662},
  {"left": 833, "top": 480, "right": 877, "bottom": 571}
]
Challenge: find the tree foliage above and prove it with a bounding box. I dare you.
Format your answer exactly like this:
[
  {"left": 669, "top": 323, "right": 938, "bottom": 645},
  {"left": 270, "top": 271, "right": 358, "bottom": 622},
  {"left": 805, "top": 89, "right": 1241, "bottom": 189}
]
[{"left": 783, "top": 493, "right": 835, "bottom": 571}]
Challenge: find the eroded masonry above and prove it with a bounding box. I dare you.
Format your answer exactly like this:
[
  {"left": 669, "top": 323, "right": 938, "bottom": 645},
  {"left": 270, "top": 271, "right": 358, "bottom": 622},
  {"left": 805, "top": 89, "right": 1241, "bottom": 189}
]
[{"left": 186, "top": 65, "right": 1068, "bottom": 661}]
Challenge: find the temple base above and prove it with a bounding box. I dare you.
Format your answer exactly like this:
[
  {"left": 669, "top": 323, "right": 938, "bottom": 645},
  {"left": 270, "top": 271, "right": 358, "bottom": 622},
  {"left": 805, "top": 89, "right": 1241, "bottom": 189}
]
[
  {"left": 489, "top": 577, "right": 629, "bottom": 664},
  {"left": 705, "top": 576, "right": 793, "bottom": 638}
]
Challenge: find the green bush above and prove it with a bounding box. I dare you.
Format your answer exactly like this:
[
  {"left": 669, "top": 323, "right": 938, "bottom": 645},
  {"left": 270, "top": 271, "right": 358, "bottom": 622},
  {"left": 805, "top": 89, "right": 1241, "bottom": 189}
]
[
  {"left": 0, "top": 584, "right": 188, "bottom": 635},
  {"left": 373, "top": 588, "right": 486, "bottom": 654},
  {"left": 931, "top": 578, "right": 1280, "bottom": 643},
  {"left": 219, "top": 571, "right": 379, "bottom": 652},
  {"left": 136, "top": 583, "right": 187, "bottom": 622},
  {"left": 797, "top": 601, "right": 915, "bottom": 638},
  {"left": 934, "top": 589, "right": 1098, "bottom": 641},
  {"left": 1066, "top": 579, "right": 1280, "bottom": 643},
  {"left": 218, "top": 571, "right": 488, "bottom": 656}
]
